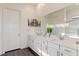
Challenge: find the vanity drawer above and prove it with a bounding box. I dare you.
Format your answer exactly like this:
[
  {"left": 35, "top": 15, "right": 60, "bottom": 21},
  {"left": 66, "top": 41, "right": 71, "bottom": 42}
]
[
  {"left": 48, "top": 41, "right": 59, "bottom": 49},
  {"left": 60, "top": 46, "right": 77, "bottom": 56}
]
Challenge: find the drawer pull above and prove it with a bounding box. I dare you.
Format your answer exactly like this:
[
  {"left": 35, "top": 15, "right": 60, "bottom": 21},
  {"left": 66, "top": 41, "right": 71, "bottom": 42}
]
[{"left": 64, "top": 49, "right": 71, "bottom": 52}]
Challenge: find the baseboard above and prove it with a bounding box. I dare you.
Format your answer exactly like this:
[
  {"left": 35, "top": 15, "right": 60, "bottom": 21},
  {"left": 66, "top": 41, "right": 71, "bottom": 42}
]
[
  {"left": 27, "top": 47, "right": 39, "bottom": 56},
  {"left": 20, "top": 46, "right": 28, "bottom": 49},
  {"left": 5, "top": 48, "right": 20, "bottom": 53}
]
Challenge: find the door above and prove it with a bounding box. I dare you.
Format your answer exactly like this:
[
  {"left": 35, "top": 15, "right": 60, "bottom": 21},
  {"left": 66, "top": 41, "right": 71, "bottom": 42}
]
[
  {"left": 42, "top": 40, "right": 48, "bottom": 56},
  {"left": 48, "top": 42, "right": 59, "bottom": 56},
  {"left": 29, "top": 35, "right": 34, "bottom": 50},
  {"left": 0, "top": 7, "right": 2, "bottom": 55},
  {"left": 2, "top": 8, "right": 21, "bottom": 52},
  {"left": 34, "top": 38, "right": 42, "bottom": 56},
  {"left": 60, "top": 46, "right": 77, "bottom": 56}
]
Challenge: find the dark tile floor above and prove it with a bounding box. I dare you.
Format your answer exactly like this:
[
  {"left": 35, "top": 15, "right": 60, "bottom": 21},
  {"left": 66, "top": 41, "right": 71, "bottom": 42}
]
[{"left": 1, "top": 48, "right": 36, "bottom": 56}]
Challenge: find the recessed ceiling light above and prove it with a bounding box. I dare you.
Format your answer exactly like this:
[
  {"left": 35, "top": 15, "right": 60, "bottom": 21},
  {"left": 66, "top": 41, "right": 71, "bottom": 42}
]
[{"left": 38, "top": 3, "right": 45, "bottom": 7}]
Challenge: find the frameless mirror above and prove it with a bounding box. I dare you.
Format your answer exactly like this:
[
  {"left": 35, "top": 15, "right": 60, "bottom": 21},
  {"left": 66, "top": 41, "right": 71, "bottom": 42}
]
[
  {"left": 65, "top": 4, "right": 79, "bottom": 38},
  {"left": 44, "top": 8, "right": 65, "bottom": 36},
  {"left": 39, "top": 3, "right": 79, "bottom": 38}
]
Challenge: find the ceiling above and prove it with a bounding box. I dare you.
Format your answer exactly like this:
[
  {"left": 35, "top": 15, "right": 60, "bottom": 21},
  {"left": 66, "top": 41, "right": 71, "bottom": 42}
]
[
  {"left": 0, "top": 3, "right": 38, "bottom": 7},
  {"left": 0, "top": 3, "right": 74, "bottom": 16},
  {"left": 36, "top": 3, "right": 74, "bottom": 16}
]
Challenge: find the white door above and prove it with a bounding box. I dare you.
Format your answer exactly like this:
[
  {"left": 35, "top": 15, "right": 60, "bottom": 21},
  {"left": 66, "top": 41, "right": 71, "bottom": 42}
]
[
  {"left": 2, "top": 8, "right": 21, "bottom": 52},
  {"left": 42, "top": 40, "right": 48, "bottom": 56},
  {"left": 60, "top": 46, "right": 77, "bottom": 56},
  {"left": 0, "top": 7, "right": 2, "bottom": 55},
  {"left": 28, "top": 35, "right": 34, "bottom": 50},
  {"left": 48, "top": 42, "right": 59, "bottom": 56},
  {"left": 34, "top": 38, "right": 42, "bottom": 56}
]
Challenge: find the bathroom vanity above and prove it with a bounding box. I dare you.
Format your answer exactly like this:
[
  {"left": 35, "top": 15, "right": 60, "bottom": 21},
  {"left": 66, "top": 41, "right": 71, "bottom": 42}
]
[{"left": 27, "top": 33, "right": 79, "bottom": 56}]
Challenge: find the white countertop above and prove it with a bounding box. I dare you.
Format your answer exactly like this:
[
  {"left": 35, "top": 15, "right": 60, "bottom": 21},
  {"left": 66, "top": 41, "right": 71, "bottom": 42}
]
[{"left": 34, "top": 34, "right": 79, "bottom": 50}]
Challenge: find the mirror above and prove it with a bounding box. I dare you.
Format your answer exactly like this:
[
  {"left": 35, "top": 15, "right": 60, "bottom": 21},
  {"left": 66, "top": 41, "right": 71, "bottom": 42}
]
[
  {"left": 65, "top": 4, "right": 79, "bottom": 38},
  {"left": 44, "top": 8, "right": 65, "bottom": 36},
  {"left": 39, "top": 4, "right": 79, "bottom": 38}
]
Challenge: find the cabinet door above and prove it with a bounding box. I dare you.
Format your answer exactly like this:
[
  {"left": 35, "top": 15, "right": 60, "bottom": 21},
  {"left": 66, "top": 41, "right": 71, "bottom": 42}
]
[
  {"left": 28, "top": 35, "right": 34, "bottom": 50},
  {"left": 78, "top": 50, "right": 79, "bottom": 56},
  {"left": 34, "top": 38, "right": 42, "bottom": 56},
  {"left": 29, "top": 36, "right": 34, "bottom": 49},
  {"left": 60, "top": 46, "right": 77, "bottom": 56},
  {"left": 42, "top": 40, "right": 48, "bottom": 56},
  {"left": 48, "top": 42, "right": 59, "bottom": 56},
  {"left": 0, "top": 7, "right": 2, "bottom": 55}
]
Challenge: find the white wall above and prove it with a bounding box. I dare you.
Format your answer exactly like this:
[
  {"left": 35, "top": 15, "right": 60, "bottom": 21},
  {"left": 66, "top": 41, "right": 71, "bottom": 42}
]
[
  {"left": 0, "top": 7, "right": 2, "bottom": 54},
  {"left": 0, "top": 4, "right": 36, "bottom": 54}
]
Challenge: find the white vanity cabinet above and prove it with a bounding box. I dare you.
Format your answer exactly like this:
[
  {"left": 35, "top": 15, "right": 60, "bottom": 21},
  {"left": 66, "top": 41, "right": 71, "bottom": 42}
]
[
  {"left": 34, "top": 37, "right": 42, "bottom": 56},
  {"left": 60, "top": 46, "right": 78, "bottom": 56},
  {"left": 77, "top": 50, "right": 79, "bottom": 56},
  {"left": 28, "top": 35, "right": 79, "bottom": 56},
  {"left": 48, "top": 41, "right": 60, "bottom": 56},
  {"left": 28, "top": 35, "right": 34, "bottom": 50},
  {"left": 42, "top": 39, "right": 48, "bottom": 56}
]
